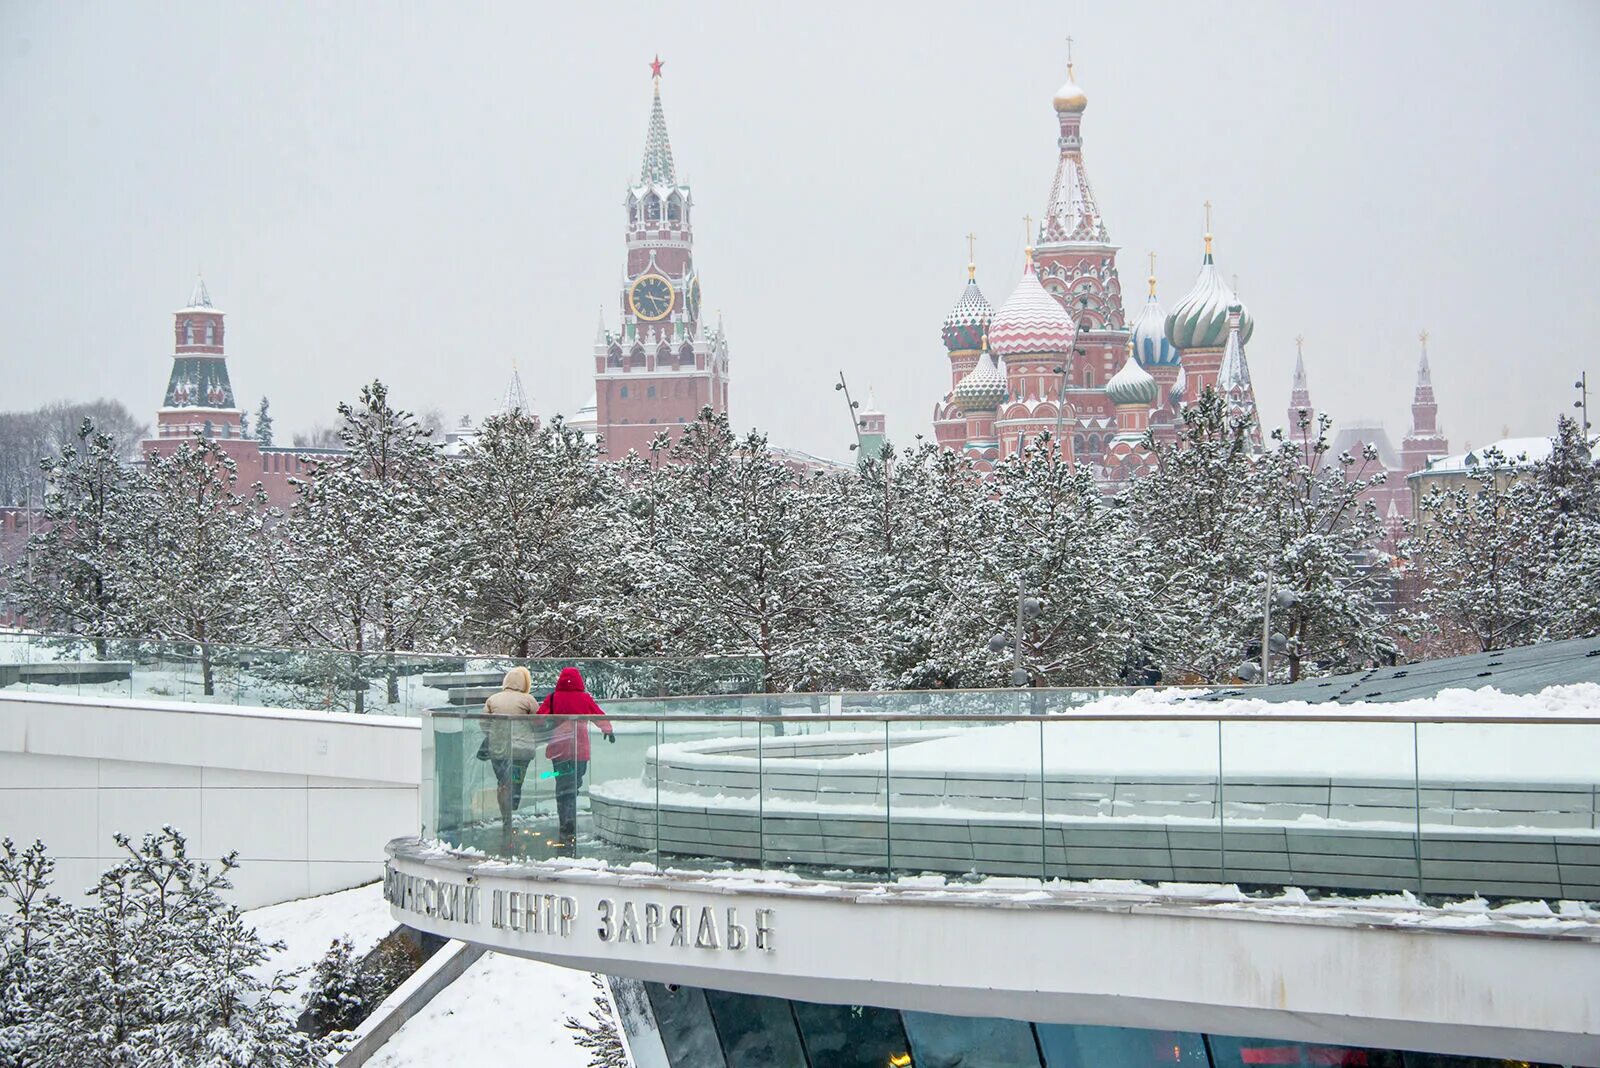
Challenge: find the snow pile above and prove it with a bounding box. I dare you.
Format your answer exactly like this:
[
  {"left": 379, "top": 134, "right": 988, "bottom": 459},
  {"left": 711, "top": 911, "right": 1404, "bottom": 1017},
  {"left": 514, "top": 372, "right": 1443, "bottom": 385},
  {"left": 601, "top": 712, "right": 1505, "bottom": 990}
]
[
  {"left": 244, "top": 880, "right": 396, "bottom": 1007},
  {"left": 363, "top": 952, "right": 599, "bottom": 1068}
]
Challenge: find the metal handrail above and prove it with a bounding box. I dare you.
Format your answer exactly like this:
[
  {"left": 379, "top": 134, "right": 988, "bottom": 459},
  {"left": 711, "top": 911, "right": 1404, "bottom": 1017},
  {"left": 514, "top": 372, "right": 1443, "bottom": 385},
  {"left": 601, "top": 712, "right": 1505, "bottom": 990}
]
[{"left": 436, "top": 710, "right": 1600, "bottom": 726}]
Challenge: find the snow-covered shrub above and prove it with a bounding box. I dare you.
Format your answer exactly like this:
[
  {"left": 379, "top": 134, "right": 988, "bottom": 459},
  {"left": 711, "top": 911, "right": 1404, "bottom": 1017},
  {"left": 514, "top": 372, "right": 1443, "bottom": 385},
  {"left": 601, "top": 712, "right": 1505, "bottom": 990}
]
[{"left": 564, "top": 974, "right": 627, "bottom": 1067}]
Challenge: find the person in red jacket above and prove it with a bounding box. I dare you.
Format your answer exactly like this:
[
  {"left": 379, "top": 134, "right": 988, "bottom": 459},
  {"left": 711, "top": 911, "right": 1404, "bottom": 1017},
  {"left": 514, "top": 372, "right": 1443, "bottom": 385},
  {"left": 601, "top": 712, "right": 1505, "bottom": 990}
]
[{"left": 536, "top": 666, "right": 615, "bottom": 849}]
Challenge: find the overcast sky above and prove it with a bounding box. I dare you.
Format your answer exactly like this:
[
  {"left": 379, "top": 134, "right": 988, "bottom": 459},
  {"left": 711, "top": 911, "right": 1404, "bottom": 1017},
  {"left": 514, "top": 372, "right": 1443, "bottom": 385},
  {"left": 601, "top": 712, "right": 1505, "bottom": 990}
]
[{"left": 2, "top": 1, "right": 1596, "bottom": 459}]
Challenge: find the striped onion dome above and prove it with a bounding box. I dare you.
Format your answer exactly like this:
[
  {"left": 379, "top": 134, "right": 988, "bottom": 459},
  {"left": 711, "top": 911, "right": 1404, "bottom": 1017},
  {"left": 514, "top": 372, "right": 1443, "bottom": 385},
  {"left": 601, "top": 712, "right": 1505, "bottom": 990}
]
[
  {"left": 988, "top": 258, "right": 1076, "bottom": 357},
  {"left": 1165, "top": 245, "right": 1254, "bottom": 351},
  {"left": 954, "top": 344, "right": 1007, "bottom": 412},
  {"left": 1106, "top": 352, "right": 1159, "bottom": 407},
  {"left": 1131, "top": 276, "right": 1180, "bottom": 368},
  {"left": 941, "top": 268, "right": 993, "bottom": 353}
]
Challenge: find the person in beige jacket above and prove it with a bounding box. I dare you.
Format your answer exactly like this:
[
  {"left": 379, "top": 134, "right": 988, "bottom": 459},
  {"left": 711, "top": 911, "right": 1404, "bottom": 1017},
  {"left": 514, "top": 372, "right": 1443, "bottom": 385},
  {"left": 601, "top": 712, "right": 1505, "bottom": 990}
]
[{"left": 483, "top": 666, "right": 540, "bottom": 835}]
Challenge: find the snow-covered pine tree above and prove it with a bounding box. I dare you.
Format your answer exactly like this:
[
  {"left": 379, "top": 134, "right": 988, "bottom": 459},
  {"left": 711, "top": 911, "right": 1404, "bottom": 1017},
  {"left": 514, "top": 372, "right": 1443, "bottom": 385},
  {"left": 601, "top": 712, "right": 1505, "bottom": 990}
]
[
  {"left": 1119, "top": 389, "right": 1269, "bottom": 683},
  {"left": 1247, "top": 413, "right": 1401, "bottom": 679},
  {"left": 632, "top": 408, "right": 860, "bottom": 692},
  {"left": 843, "top": 441, "right": 988, "bottom": 689},
  {"left": 265, "top": 381, "right": 452, "bottom": 710},
  {"left": 941, "top": 433, "right": 1134, "bottom": 687},
  {"left": 9, "top": 418, "right": 139, "bottom": 648},
  {"left": 443, "top": 413, "right": 628, "bottom": 658},
  {"left": 115, "top": 436, "right": 267, "bottom": 694},
  {"left": 1528, "top": 415, "right": 1600, "bottom": 641},
  {"left": 0, "top": 829, "right": 329, "bottom": 1067},
  {"left": 563, "top": 974, "right": 628, "bottom": 1068},
  {"left": 1408, "top": 447, "right": 1547, "bottom": 653},
  {"left": 254, "top": 397, "right": 273, "bottom": 447}
]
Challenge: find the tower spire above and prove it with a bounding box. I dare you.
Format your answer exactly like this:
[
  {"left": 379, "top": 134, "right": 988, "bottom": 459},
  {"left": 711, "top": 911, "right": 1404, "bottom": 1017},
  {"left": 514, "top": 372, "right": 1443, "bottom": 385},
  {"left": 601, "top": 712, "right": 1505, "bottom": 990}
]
[
  {"left": 640, "top": 56, "right": 676, "bottom": 186},
  {"left": 1402, "top": 328, "right": 1447, "bottom": 474},
  {"left": 1416, "top": 329, "right": 1432, "bottom": 386},
  {"left": 189, "top": 272, "right": 212, "bottom": 309}
]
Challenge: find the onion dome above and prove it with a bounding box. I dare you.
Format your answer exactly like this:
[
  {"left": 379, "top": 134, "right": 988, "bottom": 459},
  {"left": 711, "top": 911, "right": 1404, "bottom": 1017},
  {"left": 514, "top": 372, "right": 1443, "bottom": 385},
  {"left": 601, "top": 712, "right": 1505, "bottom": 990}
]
[
  {"left": 988, "top": 256, "right": 1076, "bottom": 357},
  {"left": 941, "top": 264, "right": 993, "bottom": 352},
  {"left": 1165, "top": 236, "right": 1254, "bottom": 350},
  {"left": 1053, "top": 64, "right": 1088, "bottom": 113},
  {"left": 1106, "top": 351, "right": 1159, "bottom": 407},
  {"left": 1131, "top": 273, "right": 1178, "bottom": 368},
  {"left": 954, "top": 339, "right": 1007, "bottom": 412}
]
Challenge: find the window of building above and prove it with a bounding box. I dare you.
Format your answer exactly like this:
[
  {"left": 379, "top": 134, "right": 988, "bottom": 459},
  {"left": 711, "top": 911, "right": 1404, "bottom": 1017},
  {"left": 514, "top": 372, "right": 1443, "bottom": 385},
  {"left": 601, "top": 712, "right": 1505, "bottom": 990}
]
[
  {"left": 183, "top": 320, "right": 193, "bottom": 344},
  {"left": 205, "top": 322, "right": 214, "bottom": 344},
  {"left": 642, "top": 984, "right": 727, "bottom": 1067},
  {"left": 1035, "top": 1024, "right": 1208, "bottom": 1067},
  {"left": 647, "top": 385, "right": 656, "bottom": 398},
  {"left": 649, "top": 418, "right": 658, "bottom": 424},
  {"left": 620, "top": 386, "right": 629, "bottom": 399},
  {"left": 1206, "top": 1036, "right": 1402, "bottom": 1068},
  {"left": 701, "top": 989, "right": 807, "bottom": 1068},
  {"left": 1084, "top": 369, "right": 1095, "bottom": 388},
  {"left": 902, "top": 1012, "right": 1040, "bottom": 1068},
  {"left": 791, "top": 1001, "right": 910, "bottom": 1068}
]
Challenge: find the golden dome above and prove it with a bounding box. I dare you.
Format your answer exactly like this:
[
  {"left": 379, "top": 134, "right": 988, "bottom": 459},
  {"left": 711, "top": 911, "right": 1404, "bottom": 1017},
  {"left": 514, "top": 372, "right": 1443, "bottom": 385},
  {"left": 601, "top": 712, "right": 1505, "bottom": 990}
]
[{"left": 1053, "top": 66, "right": 1087, "bottom": 113}]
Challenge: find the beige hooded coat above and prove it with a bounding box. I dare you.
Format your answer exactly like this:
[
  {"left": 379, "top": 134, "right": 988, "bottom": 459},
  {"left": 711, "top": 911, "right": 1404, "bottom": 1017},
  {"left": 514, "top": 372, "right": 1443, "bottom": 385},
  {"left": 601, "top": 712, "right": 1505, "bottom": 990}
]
[{"left": 484, "top": 667, "right": 541, "bottom": 757}]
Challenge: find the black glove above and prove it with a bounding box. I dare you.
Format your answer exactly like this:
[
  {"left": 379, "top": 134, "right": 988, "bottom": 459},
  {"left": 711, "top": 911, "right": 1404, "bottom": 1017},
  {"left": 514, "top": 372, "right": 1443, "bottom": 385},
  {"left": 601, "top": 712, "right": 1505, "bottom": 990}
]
[{"left": 605, "top": 732, "right": 616, "bottom": 744}]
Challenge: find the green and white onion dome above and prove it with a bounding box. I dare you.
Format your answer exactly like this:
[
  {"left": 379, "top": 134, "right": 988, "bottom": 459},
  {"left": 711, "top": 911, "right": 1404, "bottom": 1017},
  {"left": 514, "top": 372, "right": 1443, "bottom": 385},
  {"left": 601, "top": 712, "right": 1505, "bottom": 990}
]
[
  {"left": 941, "top": 268, "right": 993, "bottom": 353},
  {"left": 954, "top": 344, "right": 1008, "bottom": 412},
  {"left": 1106, "top": 352, "right": 1159, "bottom": 407},
  {"left": 1131, "top": 277, "right": 1179, "bottom": 368},
  {"left": 1165, "top": 246, "right": 1254, "bottom": 350}
]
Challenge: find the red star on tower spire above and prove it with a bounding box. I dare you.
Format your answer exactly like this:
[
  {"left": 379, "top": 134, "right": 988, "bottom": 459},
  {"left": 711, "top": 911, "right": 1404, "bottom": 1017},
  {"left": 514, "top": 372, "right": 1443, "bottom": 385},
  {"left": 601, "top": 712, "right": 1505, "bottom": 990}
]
[{"left": 650, "top": 54, "right": 664, "bottom": 79}]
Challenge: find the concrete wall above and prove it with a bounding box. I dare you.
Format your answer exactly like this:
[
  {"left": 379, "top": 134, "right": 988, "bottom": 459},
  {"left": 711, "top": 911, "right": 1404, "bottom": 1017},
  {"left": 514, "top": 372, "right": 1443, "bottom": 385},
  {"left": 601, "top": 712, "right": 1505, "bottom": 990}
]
[{"left": 0, "top": 692, "right": 420, "bottom": 908}]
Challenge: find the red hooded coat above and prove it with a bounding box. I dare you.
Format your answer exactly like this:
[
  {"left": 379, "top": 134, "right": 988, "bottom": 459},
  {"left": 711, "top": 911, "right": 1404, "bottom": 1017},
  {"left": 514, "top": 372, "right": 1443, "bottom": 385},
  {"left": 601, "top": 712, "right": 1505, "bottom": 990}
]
[{"left": 537, "top": 667, "right": 614, "bottom": 762}]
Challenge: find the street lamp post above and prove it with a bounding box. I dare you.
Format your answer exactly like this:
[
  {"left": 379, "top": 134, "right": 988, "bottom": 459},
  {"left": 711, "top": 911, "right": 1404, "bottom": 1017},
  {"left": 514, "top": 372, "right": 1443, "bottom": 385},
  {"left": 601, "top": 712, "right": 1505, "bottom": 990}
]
[
  {"left": 988, "top": 577, "right": 1042, "bottom": 694},
  {"left": 835, "top": 372, "right": 864, "bottom": 456}
]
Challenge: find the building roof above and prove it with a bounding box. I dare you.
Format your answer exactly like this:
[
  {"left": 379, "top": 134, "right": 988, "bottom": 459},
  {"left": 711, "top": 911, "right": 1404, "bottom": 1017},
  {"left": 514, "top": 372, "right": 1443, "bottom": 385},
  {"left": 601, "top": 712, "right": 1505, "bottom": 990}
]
[
  {"left": 1409, "top": 432, "right": 1599, "bottom": 477},
  {"left": 1190, "top": 634, "right": 1600, "bottom": 705},
  {"left": 1327, "top": 422, "right": 1402, "bottom": 472}
]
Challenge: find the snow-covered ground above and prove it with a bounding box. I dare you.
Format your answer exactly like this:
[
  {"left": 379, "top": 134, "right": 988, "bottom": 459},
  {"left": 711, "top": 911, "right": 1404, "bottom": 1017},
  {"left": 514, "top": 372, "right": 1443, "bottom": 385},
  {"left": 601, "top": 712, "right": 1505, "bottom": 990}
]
[
  {"left": 363, "top": 951, "right": 603, "bottom": 1068},
  {"left": 240, "top": 878, "right": 611, "bottom": 1065},
  {"left": 244, "top": 880, "right": 396, "bottom": 1007}
]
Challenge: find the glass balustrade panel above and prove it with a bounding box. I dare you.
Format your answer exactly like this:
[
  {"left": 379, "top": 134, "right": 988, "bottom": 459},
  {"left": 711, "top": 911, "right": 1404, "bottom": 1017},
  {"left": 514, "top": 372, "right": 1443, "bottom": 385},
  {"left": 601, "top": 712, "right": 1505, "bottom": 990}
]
[
  {"left": 1415, "top": 720, "right": 1600, "bottom": 905},
  {"left": 1220, "top": 719, "right": 1419, "bottom": 897}
]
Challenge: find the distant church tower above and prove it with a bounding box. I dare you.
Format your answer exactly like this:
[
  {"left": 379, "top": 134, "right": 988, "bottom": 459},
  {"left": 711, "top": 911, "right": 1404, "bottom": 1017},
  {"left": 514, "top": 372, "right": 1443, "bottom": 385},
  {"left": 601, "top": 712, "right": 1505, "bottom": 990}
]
[
  {"left": 154, "top": 275, "right": 244, "bottom": 441},
  {"left": 1400, "top": 330, "right": 1448, "bottom": 474},
  {"left": 1031, "top": 53, "right": 1128, "bottom": 461},
  {"left": 1287, "top": 335, "right": 1315, "bottom": 444},
  {"left": 593, "top": 57, "right": 730, "bottom": 459}
]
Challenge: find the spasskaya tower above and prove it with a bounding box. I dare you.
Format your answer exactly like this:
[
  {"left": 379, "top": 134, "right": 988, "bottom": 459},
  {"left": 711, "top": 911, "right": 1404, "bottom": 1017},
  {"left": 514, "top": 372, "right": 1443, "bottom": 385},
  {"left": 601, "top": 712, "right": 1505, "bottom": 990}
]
[{"left": 592, "top": 56, "right": 731, "bottom": 459}]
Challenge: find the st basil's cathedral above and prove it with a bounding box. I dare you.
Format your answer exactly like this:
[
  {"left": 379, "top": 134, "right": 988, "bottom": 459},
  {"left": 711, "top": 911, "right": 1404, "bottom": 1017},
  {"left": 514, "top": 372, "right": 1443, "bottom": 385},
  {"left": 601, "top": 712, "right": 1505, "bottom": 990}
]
[{"left": 932, "top": 59, "right": 1448, "bottom": 513}]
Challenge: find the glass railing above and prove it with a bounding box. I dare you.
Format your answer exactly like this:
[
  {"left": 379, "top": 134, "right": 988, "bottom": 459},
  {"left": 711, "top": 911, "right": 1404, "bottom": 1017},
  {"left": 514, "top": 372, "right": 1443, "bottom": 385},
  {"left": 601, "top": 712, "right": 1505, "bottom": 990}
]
[
  {"left": 426, "top": 708, "right": 1600, "bottom": 904},
  {"left": 0, "top": 631, "right": 764, "bottom": 714}
]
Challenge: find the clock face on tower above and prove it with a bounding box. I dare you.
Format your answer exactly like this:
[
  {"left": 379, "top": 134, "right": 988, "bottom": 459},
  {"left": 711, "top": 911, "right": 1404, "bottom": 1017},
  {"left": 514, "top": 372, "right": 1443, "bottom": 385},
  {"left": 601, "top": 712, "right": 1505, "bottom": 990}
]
[
  {"left": 687, "top": 276, "right": 701, "bottom": 321},
  {"left": 629, "top": 274, "right": 675, "bottom": 321}
]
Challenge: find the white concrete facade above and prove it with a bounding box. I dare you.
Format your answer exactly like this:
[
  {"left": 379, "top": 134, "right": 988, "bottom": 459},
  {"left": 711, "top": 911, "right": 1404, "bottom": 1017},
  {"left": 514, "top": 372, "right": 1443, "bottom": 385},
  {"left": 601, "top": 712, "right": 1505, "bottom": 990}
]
[
  {"left": 386, "top": 841, "right": 1600, "bottom": 1064},
  {"left": 0, "top": 692, "right": 420, "bottom": 907}
]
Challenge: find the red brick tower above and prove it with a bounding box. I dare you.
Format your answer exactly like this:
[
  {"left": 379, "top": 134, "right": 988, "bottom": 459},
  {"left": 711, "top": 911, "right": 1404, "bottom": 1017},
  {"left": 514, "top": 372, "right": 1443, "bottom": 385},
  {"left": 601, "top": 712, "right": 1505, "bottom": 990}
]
[
  {"left": 1031, "top": 56, "right": 1127, "bottom": 462},
  {"left": 593, "top": 57, "right": 730, "bottom": 459},
  {"left": 1400, "top": 331, "right": 1448, "bottom": 475},
  {"left": 1287, "top": 335, "right": 1315, "bottom": 445}
]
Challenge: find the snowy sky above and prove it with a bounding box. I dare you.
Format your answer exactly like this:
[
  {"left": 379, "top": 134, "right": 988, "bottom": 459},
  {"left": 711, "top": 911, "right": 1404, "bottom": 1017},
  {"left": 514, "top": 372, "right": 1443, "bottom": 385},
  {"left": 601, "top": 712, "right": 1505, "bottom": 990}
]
[{"left": 1, "top": 1, "right": 1596, "bottom": 459}]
